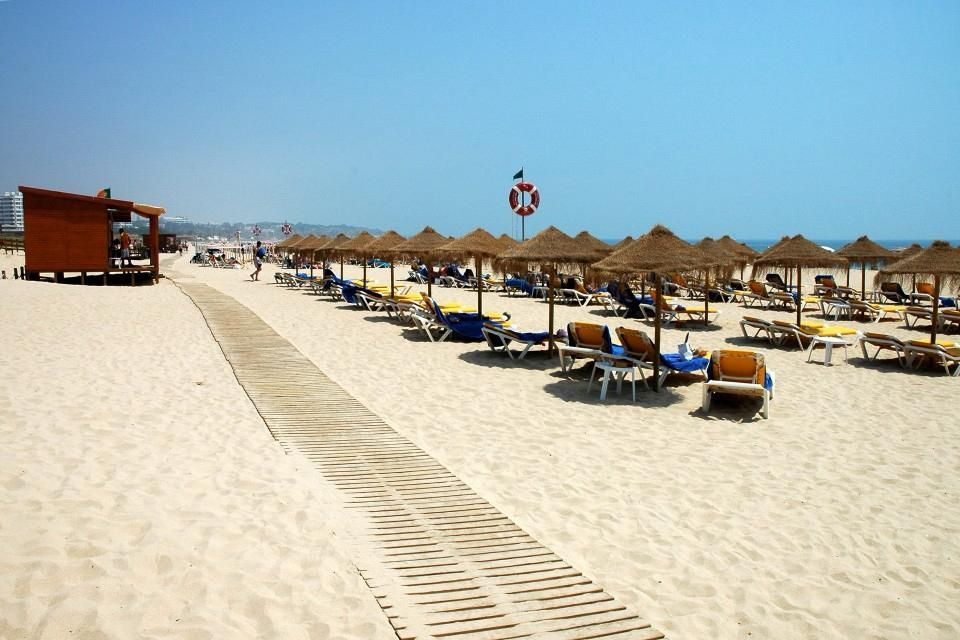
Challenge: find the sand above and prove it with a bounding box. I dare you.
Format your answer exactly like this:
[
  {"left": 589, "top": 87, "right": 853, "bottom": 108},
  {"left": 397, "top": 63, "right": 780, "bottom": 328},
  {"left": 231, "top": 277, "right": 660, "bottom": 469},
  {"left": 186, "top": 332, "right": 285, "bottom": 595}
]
[{"left": 3, "top": 249, "right": 959, "bottom": 639}]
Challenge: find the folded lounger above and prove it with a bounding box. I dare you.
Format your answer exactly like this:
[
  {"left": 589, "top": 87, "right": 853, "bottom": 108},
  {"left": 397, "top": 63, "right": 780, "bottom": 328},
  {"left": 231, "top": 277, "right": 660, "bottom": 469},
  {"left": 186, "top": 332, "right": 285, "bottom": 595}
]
[
  {"left": 701, "top": 349, "right": 775, "bottom": 419},
  {"left": 482, "top": 323, "right": 551, "bottom": 359}
]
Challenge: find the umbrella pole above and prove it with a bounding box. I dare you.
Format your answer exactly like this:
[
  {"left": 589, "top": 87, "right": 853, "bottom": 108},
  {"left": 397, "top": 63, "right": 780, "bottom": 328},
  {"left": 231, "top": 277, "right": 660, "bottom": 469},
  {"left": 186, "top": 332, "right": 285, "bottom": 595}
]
[
  {"left": 931, "top": 275, "right": 941, "bottom": 345},
  {"left": 339, "top": 257, "right": 344, "bottom": 280},
  {"left": 704, "top": 269, "right": 710, "bottom": 326},
  {"left": 310, "top": 251, "right": 314, "bottom": 279},
  {"left": 548, "top": 274, "right": 555, "bottom": 356},
  {"left": 846, "top": 264, "right": 851, "bottom": 288},
  {"left": 390, "top": 259, "right": 395, "bottom": 298},
  {"left": 427, "top": 259, "right": 432, "bottom": 297},
  {"left": 476, "top": 254, "right": 483, "bottom": 317},
  {"left": 363, "top": 255, "right": 367, "bottom": 287},
  {"left": 861, "top": 266, "right": 867, "bottom": 300},
  {"left": 796, "top": 265, "right": 802, "bottom": 326},
  {"left": 653, "top": 273, "right": 662, "bottom": 392}
]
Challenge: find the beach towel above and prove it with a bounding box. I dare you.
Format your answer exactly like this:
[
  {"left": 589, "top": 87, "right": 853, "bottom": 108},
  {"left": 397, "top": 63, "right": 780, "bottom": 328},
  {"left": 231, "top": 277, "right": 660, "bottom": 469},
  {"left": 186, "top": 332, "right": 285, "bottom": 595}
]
[{"left": 661, "top": 352, "right": 709, "bottom": 374}]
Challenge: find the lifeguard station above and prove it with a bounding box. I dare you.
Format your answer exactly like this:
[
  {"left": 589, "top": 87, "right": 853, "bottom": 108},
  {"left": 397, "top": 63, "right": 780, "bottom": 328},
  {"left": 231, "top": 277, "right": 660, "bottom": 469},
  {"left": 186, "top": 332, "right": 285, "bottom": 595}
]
[{"left": 20, "top": 186, "right": 165, "bottom": 285}]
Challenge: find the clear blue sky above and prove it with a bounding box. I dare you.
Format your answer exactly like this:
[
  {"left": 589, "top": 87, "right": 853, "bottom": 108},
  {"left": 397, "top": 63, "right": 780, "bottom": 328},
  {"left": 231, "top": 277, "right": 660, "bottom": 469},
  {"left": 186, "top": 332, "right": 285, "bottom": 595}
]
[{"left": 1, "top": 1, "right": 957, "bottom": 241}]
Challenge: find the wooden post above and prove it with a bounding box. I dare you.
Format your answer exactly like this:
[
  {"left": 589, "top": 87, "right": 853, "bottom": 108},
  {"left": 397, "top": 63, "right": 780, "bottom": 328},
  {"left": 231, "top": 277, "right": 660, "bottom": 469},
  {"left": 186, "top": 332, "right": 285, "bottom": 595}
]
[
  {"left": 476, "top": 253, "right": 483, "bottom": 317},
  {"left": 149, "top": 214, "right": 160, "bottom": 282},
  {"left": 653, "top": 273, "right": 662, "bottom": 391},
  {"left": 931, "top": 275, "right": 941, "bottom": 345},
  {"left": 796, "top": 265, "right": 802, "bottom": 326},
  {"left": 427, "top": 259, "right": 432, "bottom": 297},
  {"left": 704, "top": 268, "right": 710, "bottom": 326},
  {"left": 390, "top": 258, "right": 395, "bottom": 298}
]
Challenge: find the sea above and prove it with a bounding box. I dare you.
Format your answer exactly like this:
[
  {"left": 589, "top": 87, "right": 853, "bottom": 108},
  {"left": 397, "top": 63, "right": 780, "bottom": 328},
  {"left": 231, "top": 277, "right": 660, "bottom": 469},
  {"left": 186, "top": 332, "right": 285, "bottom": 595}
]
[{"left": 600, "top": 238, "right": 958, "bottom": 253}]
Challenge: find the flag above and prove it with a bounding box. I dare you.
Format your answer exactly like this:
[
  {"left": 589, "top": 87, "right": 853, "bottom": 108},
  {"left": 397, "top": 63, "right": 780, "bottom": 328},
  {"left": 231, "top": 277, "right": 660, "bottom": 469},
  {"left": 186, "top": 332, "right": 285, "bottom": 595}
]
[
  {"left": 512, "top": 168, "right": 523, "bottom": 180},
  {"left": 96, "top": 188, "right": 111, "bottom": 198}
]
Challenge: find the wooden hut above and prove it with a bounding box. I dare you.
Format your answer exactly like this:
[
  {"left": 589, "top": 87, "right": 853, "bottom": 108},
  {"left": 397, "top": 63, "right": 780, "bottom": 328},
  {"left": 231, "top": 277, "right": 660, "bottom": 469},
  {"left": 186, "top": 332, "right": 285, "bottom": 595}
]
[{"left": 20, "top": 186, "right": 165, "bottom": 284}]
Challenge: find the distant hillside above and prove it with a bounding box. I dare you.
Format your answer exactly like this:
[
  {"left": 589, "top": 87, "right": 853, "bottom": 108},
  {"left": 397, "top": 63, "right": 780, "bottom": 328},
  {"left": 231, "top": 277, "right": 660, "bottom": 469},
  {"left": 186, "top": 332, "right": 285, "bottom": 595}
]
[{"left": 128, "top": 220, "right": 382, "bottom": 240}]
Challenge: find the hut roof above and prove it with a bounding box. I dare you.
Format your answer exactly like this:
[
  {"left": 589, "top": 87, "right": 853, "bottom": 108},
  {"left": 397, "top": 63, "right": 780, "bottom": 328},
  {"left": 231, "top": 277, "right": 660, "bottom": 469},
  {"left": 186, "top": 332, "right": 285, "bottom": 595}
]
[
  {"left": 697, "top": 236, "right": 740, "bottom": 266},
  {"left": 497, "top": 234, "right": 520, "bottom": 251},
  {"left": 716, "top": 234, "right": 757, "bottom": 259},
  {"left": 897, "top": 243, "right": 924, "bottom": 261},
  {"left": 440, "top": 228, "right": 503, "bottom": 258},
  {"left": 364, "top": 230, "right": 407, "bottom": 255},
  {"left": 319, "top": 233, "right": 351, "bottom": 253},
  {"left": 339, "top": 231, "right": 376, "bottom": 254},
  {"left": 881, "top": 241, "right": 960, "bottom": 276},
  {"left": 393, "top": 226, "right": 450, "bottom": 257},
  {"left": 591, "top": 224, "right": 714, "bottom": 274},
  {"left": 277, "top": 234, "right": 302, "bottom": 248},
  {"left": 753, "top": 234, "right": 848, "bottom": 268},
  {"left": 836, "top": 236, "right": 895, "bottom": 261},
  {"left": 573, "top": 231, "right": 612, "bottom": 258},
  {"left": 499, "top": 226, "right": 600, "bottom": 264}
]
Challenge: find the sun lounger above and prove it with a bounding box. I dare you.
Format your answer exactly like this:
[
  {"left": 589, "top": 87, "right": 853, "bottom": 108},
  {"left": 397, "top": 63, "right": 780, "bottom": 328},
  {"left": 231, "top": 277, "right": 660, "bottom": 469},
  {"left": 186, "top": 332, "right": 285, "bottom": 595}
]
[
  {"left": 557, "top": 321, "right": 606, "bottom": 375},
  {"left": 482, "top": 323, "right": 551, "bottom": 359},
  {"left": 768, "top": 320, "right": 857, "bottom": 350},
  {"left": 615, "top": 326, "right": 705, "bottom": 390},
  {"left": 857, "top": 332, "right": 907, "bottom": 366},
  {"left": 904, "top": 306, "right": 933, "bottom": 328},
  {"left": 848, "top": 299, "right": 906, "bottom": 323},
  {"left": 879, "top": 282, "right": 910, "bottom": 304},
  {"left": 701, "top": 349, "right": 774, "bottom": 419},
  {"left": 739, "top": 316, "right": 774, "bottom": 342},
  {"left": 940, "top": 309, "right": 960, "bottom": 332},
  {"left": 903, "top": 340, "right": 960, "bottom": 376}
]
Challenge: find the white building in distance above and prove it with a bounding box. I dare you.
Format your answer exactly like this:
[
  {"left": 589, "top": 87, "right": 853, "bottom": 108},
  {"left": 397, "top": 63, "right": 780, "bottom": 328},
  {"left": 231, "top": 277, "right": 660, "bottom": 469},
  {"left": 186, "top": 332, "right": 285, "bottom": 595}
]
[{"left": 0, "top": 191, "right": 24, "bottom": 233}]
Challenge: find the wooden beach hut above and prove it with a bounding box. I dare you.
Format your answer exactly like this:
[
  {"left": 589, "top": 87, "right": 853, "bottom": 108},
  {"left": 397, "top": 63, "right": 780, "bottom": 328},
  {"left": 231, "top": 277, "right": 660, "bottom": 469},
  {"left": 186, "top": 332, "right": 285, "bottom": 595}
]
[{"left": 20, "top": 186, "right": 165, "bottom": 285}]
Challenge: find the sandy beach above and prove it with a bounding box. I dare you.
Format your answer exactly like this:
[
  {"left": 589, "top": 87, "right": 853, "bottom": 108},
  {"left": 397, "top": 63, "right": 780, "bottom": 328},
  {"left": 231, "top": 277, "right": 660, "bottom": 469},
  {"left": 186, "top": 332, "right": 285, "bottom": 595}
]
[{"left": 2, "top": 250, "right": 959, "bottom": 639}]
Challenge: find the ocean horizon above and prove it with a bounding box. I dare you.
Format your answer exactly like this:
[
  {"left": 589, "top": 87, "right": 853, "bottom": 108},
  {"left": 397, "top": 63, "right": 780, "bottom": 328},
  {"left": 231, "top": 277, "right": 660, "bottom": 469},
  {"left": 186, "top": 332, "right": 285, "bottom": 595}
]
[{"left": 599, "top": 238, "right": 959, "bottom": 253}]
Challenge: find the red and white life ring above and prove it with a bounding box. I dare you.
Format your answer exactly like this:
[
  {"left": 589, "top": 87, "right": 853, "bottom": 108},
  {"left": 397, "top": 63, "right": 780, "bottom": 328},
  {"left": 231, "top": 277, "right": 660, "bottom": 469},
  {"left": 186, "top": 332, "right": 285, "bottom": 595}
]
[{"left": 509, "top": 182, "right": 540, "bottom": 216}]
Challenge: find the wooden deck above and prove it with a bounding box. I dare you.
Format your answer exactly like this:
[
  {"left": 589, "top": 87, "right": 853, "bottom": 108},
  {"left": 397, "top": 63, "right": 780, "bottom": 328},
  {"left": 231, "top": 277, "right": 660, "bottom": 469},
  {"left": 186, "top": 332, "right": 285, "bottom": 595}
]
[{"left": 173, "top": 279, "right": 666, "bottom": 640}]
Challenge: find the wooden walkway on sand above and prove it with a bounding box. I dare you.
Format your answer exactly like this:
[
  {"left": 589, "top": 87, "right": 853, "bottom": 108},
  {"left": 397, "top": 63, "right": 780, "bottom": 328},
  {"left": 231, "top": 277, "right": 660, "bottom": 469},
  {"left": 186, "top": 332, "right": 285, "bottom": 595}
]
[{"left": 174, "top": 280, "right": 666, "bottom": 640}]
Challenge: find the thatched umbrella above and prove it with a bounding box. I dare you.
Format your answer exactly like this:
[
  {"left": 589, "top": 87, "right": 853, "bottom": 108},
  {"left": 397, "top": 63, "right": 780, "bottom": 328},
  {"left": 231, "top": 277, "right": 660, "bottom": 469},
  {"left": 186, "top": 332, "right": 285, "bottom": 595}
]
[
  {"left": 364, "top": 230, "right": 406, "bottom": 297},
  {"left": 611, "top": 235, "right": 633, "bottom": 252},
  {"left": 752, "top": 234, "right": 848, "bottom": 325},
  {"left": 393, "top": 226, "right": 449, "bottom": 297},
  {"left": 277, "top": 233, "right": 301, "bottom": 250},
  {"left": 295, "top": 234, "right": 325, "bottom": 277},
  {"left": 319, "top": 233, "right": 351, "bottom": 279},
  {"left": 500, "top": 226, "right": 601, "bottom": 353},
  {"left": 439, "top": 228, "right": 502, "bottom": 316},
  {"left": 696, "top": 237, "right": 739, "bottom": 316},
  {"left": 879, "top": 241, "right": 960, "bottom": 344},
  {"left": 714, "top": 235, "right": 756, "bottom": 279},
  {"left": 836, "top": 236, "right": 895, "bottom": 299},
  {"left": 573, "top": 231, "right": 612, "bottom": 287},
  {"left": 339, "top": 231, "right": 376, "bottom": 286},
  {"left": 497, "top": 233, "right": 519, "bottom": 251},
  {"left": 593, "top": 225, "right": 715, "bottom": 389}
]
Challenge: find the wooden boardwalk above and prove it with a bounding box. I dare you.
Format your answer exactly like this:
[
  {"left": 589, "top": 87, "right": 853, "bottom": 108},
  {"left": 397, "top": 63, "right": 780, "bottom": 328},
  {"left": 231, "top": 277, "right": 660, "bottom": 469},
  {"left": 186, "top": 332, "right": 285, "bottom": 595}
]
[{"left": 175, "top": 280, "right": 665, "bottom": 640}]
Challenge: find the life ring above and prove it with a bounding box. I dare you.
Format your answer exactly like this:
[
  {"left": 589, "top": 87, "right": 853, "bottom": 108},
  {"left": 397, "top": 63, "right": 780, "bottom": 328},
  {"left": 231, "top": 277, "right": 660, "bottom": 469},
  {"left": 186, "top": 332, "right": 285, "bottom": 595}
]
[{"left": 509, "top": 182, "right": 540, "bottom": 216}]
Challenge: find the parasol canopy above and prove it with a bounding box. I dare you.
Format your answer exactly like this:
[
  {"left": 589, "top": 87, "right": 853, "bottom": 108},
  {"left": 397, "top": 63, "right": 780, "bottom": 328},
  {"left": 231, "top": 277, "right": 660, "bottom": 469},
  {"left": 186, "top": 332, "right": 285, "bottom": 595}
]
[
  {"left": 364, "top": 231, "right": 407, "bottom": 296},
  {"left": 394, "top": 226, "right": 450, "bottom": 295},
  {"left": 440, "top": 228, "right": 503, "bottom": 315},
  {"left": 879, "top": 240, "right": 960, "bottom": 344}
]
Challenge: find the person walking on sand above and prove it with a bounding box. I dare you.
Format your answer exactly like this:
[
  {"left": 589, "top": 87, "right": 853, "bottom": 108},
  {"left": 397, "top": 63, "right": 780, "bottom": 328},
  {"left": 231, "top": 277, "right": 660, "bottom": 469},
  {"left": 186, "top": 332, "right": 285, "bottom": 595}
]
[
  {"left": 119, "top": 228, "right": 133, "bottom": 267},
  {"left": 251, "top": 241, "right": 266, "bottom": 281}
]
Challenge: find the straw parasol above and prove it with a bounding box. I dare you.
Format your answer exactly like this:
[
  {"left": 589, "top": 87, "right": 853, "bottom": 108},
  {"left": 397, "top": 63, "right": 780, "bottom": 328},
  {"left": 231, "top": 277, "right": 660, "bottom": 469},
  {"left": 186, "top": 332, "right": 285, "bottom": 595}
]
[
  {"left": 364, "top": 230, "right": 406, "bottom": 296},
  {"left": 836, "top": 236, "right": 895, "bottom": 298},
  {"left": 393, "top": 226, "right": 449, "bottom": 296},
  {"left": 879, "top": 240, "right": 960, "bottom": 344},
  {"left": 339, "top": 231, "right": 377, "bottom": 286},
  {"left": 319, "top": 233, "right": 352, "bottom": 279},
  {"left": 573, "top": 231, "right": 613, "bottom": 286},
  {"left": 752, "top": 234, "right": 848, "bottom": 325},
  {"left": 500, "top": 226, "right": 601, "bottom": 353},
  {"left": 439, "top": 228, "right": 502, "bottom": 316},
  {"left": 295, "top": 234, "right": 325, "bottom": 276},
  {"left": 715, "top": 235, "right": 756, "bottom": 278},
  {"left": 593, "top": 224, "right": 715, "bottom": 389},
  {"left": 276, "top": 233, "right": 302, "bottom": 250},
  {"left": 611, "top": 235, "right": 633, "bottom": 251},
  {"left": 696, "top": 237, "right": 740, "bottom": 308}
]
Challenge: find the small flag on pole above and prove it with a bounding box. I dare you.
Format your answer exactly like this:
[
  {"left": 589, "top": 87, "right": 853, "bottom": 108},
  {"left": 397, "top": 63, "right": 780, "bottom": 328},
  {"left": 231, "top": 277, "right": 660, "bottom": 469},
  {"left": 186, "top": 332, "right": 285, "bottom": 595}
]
[
  {"left": 512, "top": 168, "right": 523, "bottom": 180},
  {"left": 96, "top": 188, "right": 111, "bottom": 198}
]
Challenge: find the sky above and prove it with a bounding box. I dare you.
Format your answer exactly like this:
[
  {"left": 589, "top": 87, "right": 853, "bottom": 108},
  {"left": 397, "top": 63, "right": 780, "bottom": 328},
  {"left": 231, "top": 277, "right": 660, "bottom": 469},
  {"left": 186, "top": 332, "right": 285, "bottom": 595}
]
[{"left": 1, "top": 1, "right": 958, "bottom": 241}]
